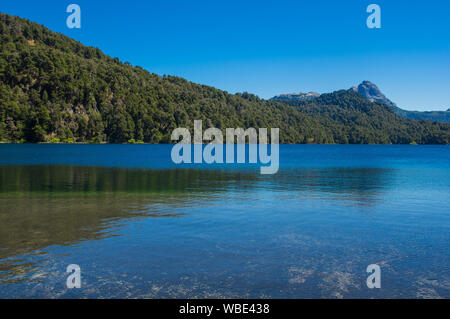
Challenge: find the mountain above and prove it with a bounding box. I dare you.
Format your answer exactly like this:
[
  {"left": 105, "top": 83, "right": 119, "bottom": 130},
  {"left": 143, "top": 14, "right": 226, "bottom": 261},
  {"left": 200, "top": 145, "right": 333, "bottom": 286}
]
[
  {"left": 271, "top": 92, "right": 320, "bottom": 102},
  {"left": 274, "top": 81, "right": 450, "bottom": 124},
  {"left": 0, "top": 12, "right": 449, "bottom": 144},
  {"left": 350, "top": 81, "right": 450, "bottom": 123},
  {"left": 350, "top": 80, "right": 396, "bottom": 108},
  {"left": 273, "top": 90, "right": 449, "bottom": 144}
]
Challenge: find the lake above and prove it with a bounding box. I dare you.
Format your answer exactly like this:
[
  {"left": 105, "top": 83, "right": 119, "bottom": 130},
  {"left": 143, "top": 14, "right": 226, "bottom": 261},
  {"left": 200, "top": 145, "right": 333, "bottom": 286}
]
[{"left": 0, "top": 144, "right": 449, "bottom": 298}]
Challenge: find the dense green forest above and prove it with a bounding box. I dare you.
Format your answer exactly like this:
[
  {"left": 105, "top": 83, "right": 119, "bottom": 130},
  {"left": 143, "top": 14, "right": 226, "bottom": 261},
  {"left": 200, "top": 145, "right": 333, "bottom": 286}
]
[
  {"left": 280, "top": 91, "right": 449, "bottom": 144},
  {"left": 0, "top": 12, "right": 449, "bottom": 144}
]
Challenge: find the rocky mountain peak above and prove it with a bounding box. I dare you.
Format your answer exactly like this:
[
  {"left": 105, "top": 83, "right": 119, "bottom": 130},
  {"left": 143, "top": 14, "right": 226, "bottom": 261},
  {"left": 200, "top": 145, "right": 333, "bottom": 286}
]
[{"left": 350, "top": 81, "right": 396, "bottom": 107}]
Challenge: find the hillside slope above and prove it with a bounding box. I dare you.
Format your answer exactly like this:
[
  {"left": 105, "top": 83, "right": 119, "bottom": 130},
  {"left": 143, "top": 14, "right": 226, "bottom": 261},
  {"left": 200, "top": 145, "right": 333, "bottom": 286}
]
[
  {"left": 278, "top": 90, "right": 449, "bottom": 144},
  {"left": 0, "top": 12, "right": 448, "bottom": 144},
  {"left": 0, "top": 13, "right": 332, "bottom": 144},
  {"left": 351, "top": 81, "right": 450, "bottom": 124}
]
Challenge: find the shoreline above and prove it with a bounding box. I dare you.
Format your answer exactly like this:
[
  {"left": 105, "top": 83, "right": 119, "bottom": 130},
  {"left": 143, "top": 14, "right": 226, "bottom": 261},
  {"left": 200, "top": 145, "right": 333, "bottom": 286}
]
[{"left": 0, "top": 142, "right": 442, "bottom": 145}]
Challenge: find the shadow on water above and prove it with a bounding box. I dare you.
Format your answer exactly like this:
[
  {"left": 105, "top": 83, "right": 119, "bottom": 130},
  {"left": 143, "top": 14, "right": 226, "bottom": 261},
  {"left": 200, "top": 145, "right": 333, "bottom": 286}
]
[{"left": 0, "top": 165, "right": 395, "bottom": 285}]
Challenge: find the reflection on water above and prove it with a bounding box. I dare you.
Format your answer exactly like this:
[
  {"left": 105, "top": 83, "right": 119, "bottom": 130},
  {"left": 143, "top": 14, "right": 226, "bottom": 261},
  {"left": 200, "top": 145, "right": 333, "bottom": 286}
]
[
  {"left": 0, "top": 166, "right": 392, "bottom": 276},
  {"left": 0, "top": 145, "right": 449, "bottom": 298},
  {"left": 0, "top": 165, "right": 392, "bottom": 199}
]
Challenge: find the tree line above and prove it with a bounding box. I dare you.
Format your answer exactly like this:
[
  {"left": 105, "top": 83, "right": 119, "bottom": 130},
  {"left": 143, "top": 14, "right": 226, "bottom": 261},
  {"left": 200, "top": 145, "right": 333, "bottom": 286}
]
[{"left": 0, "top": 13, "right": 448, "bottom": 145}]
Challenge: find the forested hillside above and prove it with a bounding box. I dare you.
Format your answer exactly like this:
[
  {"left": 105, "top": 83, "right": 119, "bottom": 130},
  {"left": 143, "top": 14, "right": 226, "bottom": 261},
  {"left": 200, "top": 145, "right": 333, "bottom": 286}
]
[
  {"left": 0, "top": 12, "right": 448, "bottom": 144},
  {"left": 280, "top": 90, "right": 449, "bottom": 144}
]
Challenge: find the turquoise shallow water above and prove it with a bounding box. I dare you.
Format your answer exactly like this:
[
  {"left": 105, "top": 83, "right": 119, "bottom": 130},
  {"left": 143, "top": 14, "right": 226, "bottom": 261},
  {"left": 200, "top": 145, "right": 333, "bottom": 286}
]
[{"left": 0, "top": 144, "right": 449, "bottom": 298}]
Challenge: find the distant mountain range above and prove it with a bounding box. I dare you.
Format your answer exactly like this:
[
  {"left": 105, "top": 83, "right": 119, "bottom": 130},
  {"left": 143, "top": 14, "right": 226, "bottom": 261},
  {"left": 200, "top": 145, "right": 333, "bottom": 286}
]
[
  {"left": 272, "top": 80, "right": 450, "bottom": 123},
  {"left": 0, "top": 12, "right": 449, "bottom": 144}
]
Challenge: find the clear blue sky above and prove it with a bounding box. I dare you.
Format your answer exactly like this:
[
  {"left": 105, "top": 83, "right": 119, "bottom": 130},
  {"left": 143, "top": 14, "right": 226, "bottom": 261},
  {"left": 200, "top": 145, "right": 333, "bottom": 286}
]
[{"left": 1, "top": 0, "right": 449, "bottom": 111}]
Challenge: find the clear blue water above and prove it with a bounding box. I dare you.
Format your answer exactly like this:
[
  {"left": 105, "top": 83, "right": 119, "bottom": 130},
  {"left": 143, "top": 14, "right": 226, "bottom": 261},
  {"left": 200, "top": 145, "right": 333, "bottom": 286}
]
[{"left": 0, "top": 144, "right": 449, "bottom": 298}]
